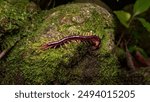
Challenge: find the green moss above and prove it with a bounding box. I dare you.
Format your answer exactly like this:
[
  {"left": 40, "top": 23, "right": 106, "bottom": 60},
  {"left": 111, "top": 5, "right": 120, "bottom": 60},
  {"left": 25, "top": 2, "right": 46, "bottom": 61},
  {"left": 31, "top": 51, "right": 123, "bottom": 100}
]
[
  {"left": 0, "top": 0, "right": 28, "bottom": 32},
  {"left": 1, "top": 3, "right": 119, "bottom": 84},
  {"left": 0, "top": 0, "right": 44, "bottom": 50}
]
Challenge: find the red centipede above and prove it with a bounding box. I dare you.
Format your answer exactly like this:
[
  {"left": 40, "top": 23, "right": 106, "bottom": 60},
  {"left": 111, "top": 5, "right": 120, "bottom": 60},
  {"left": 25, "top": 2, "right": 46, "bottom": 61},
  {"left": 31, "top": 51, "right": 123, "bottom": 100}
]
[{"left": 41, "top": 35, "right": 101, "bottom": 50}]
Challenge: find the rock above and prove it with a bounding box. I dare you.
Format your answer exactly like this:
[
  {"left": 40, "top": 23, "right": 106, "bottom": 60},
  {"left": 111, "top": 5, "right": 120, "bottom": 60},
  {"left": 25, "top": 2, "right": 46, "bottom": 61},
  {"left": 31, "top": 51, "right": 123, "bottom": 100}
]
[
  {"left": 0, "top": 0, "right": 42, "bottom": 51},
  {"left": 1, "top": 3, "right": 119, "bottom": 84},
  {"left": 73, "top": 0, "right": 112, "bottom": 12}
]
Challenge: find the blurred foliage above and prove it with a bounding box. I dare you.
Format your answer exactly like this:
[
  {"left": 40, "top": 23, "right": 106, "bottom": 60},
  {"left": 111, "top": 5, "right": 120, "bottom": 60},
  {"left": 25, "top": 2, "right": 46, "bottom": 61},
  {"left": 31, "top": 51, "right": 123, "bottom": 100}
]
[
  {"left": 113, "top": 0, "right": 150, "bottom": 70},
  {"left": 114, "top": 10, "right": 131, "bottom": 28},
  {"left": 114, "top": 0, "right": 150, "bottom": 31},
  {"left": 137, "top": 18, "right": 150, "bottom": 32},
  {"left": 113, "top": 0, "right": 150, "bottom": 56}
]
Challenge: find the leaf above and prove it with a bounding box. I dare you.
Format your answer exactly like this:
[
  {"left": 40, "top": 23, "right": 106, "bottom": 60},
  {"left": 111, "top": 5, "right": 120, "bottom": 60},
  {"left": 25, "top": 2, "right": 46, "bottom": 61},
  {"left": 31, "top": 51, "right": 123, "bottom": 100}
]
[
  {"left": 138, "top": 18, "right": 150, "bottom": 32},
  {"left": 114, "top": 11, "right": 131, "bottom": 28},
  {"left": 133, "top": 0, "right": 150, "bottom": 16}
]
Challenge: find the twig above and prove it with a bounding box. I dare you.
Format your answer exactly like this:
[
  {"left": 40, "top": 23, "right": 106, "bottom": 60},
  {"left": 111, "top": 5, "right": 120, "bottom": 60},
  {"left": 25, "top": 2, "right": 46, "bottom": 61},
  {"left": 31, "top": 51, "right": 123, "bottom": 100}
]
[
  {"left": 116, "top": 32, "right": 124, "bottom": 46},
  {"left": 0, "top": 49, "right": 9, "bottom": 60},
  {"left": 0, "top": 40, "right": 19, "bottom": 60}
]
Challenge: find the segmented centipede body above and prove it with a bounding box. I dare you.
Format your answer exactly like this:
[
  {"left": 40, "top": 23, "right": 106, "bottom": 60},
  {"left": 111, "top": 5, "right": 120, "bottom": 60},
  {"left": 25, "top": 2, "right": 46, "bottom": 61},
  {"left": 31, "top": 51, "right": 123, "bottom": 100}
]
[{"left": 41, "top": 35, "right": 101, "bottom": 50}]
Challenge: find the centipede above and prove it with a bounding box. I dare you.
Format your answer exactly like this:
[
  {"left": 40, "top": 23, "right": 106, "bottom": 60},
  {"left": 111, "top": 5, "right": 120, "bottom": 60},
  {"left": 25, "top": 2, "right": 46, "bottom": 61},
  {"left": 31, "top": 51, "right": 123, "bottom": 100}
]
[{"left": 41, "top": 35, "right": 101, "bottom": 50}]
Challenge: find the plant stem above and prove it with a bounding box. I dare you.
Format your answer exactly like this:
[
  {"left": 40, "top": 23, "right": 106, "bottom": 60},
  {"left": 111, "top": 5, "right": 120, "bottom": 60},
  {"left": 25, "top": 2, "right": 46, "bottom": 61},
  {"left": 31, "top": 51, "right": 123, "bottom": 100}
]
[{"left": 116, "top": 32, "right": 124, "bottom": 46}]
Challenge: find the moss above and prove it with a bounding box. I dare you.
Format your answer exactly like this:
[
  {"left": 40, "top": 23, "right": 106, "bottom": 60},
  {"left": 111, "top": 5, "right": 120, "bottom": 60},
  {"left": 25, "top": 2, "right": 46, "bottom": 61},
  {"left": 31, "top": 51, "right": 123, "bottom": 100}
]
[
  {"left": 0, "top": 0, "right": 28, "bottom": 33},
  {"left": 0, "top": 0, "right": 44, "bottom": 50},
  {"left": 1, "top": 3, "right": 120, "bottom": 84}
]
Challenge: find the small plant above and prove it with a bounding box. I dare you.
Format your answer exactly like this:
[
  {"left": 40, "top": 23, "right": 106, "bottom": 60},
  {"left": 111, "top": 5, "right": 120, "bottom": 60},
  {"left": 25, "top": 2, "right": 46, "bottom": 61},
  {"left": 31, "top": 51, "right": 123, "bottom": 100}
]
[
  {"left": 114, "top": 0, "right": 150, "bottom": 70},
  {"left": 114, "top": 0, "right": 150, "bottom": 30}
]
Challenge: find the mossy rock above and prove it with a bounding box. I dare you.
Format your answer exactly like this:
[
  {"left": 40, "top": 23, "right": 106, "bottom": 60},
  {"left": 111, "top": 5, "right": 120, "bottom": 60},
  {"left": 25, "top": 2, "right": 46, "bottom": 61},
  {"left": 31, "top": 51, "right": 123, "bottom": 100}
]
[
  {"left": 0, "top": 0, "right": 40, "bottom": 32},
  {"left": 0, "top": 3, "right": 120, "bottom": 84},
  {"left": 0, "top": 0, "right": 43, "bottom": 50}
]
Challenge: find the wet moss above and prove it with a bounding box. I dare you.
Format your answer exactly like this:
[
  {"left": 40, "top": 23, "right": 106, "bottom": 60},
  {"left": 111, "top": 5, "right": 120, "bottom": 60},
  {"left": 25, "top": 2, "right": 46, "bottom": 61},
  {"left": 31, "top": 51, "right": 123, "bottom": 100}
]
[{"left": 1, "top": 3, "right": 119, "bottom": 84}]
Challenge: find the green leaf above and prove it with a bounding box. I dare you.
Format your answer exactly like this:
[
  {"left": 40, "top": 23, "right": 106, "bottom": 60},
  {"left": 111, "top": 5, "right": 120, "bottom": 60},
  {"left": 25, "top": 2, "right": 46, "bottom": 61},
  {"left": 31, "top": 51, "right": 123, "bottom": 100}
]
[
  {"left": 138, "top": 18, "right": 150, "bottom": 32},
  {"left": 133, "top": 0, "right": 150, "bottom": 16},
  {"left": 114, "top": 10, "right": 131, "bottom": 28}
]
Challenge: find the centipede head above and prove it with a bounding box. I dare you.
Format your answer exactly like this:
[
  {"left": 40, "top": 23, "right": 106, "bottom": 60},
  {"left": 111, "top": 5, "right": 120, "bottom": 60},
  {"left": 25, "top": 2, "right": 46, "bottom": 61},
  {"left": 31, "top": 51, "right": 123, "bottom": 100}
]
[{"left": 89, "top": 35, "right": 101, "bottom": 50}]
